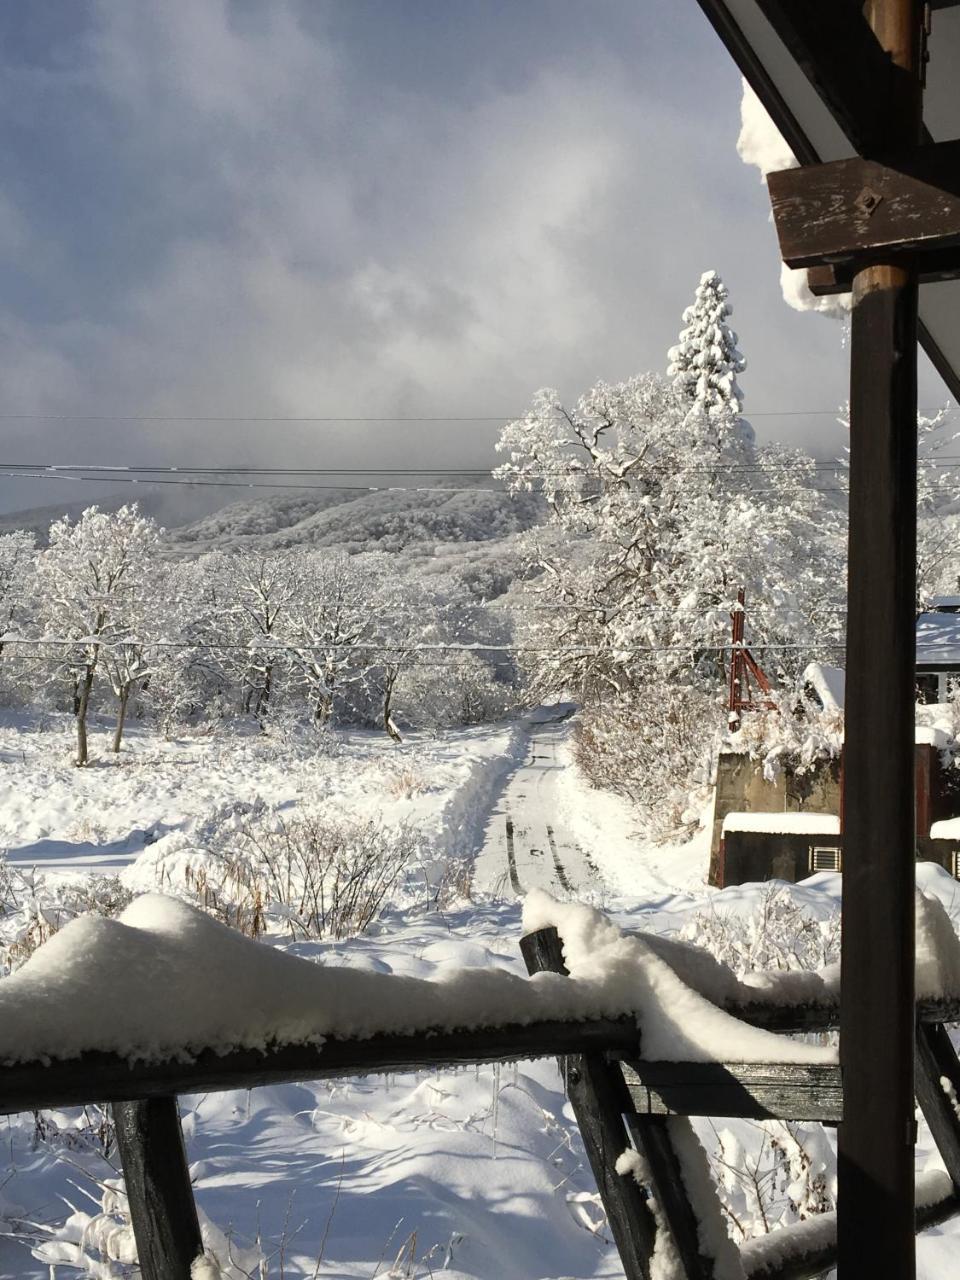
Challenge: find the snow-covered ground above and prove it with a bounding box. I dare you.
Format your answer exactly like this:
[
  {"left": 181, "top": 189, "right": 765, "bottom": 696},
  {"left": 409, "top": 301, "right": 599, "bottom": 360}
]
[{"left": 1, "top": 710, "right": 958, "bottom": 1278}]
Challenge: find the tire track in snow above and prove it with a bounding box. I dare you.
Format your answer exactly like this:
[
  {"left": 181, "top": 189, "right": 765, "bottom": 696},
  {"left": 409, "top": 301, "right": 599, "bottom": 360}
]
[
  {"left": 504, "top": 813, "right": 522, "bottom": 894},
  {"left": 545, "top": 824, "right": 574, "bottom": 893},
  {"left": 473, "top": 708, "right": 605, "bottom": 900}
]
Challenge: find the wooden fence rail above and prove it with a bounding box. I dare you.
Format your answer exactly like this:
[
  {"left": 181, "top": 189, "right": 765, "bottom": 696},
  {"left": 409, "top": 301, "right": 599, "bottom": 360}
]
[{"left": 3, "top": 925, "right": 960, "bottom": 1280}]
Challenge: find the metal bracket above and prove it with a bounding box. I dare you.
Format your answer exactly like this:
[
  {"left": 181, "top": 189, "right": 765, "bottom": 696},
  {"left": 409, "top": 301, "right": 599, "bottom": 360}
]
[{"left": 855, "top": 186, "right": 884, "bottom": 218}]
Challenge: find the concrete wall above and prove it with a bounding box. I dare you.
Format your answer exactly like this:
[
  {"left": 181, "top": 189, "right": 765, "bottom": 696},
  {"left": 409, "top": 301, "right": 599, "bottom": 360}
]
[
  {"left": 719, "top": 831, "right": 960, "bottom": 889},
  {"left": 709, "top": 752, "right": 841, "bottom": 886}
]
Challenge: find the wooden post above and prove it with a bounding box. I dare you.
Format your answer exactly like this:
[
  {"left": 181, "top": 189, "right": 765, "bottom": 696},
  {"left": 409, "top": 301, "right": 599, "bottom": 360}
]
[
  {"left": 838, "top": 1, "right": 922, "bottom": 1275},
  {"left": 113, "top": 1097, "right": 203, "bottom": 1280},
  {"left": 520, "top": 926, "right": 658, "bottom": 1280}
]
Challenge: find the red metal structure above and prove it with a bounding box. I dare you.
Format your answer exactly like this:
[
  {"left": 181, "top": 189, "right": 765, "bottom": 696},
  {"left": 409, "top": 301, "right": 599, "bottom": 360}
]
[{"left": 727, "top": 587, "right": 777, "bottom": 731}]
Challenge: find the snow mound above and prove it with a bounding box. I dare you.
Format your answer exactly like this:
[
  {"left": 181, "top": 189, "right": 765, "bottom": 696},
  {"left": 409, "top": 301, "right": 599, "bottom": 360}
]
[
  {"left": 3, "top": 891, "right": 839, "bottom": 1068},
  {"left": 522, "top": 891, "right": 835, "bottom": 1065}
]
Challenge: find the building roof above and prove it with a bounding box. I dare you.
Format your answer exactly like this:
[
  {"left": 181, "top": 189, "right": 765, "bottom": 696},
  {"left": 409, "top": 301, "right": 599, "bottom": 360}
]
[
  {"left": 917, "top": 610, "right": 960, "bottom": 669},
  {"left": 695, "top": 0, "right": 960, "bottom": 403}
]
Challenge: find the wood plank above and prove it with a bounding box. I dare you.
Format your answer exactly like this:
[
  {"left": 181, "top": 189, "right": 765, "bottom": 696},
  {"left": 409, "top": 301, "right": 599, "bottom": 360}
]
[
  {"left": 620, "top": 1060, "right": 843, "bottom": 1124},
  {"left": 623, "top": 1113, "right": 716, "bottom": 1280},
  {"left": 741, "top": 1192, "right": 960, "bottom": 1280},
  {"left": 0, "top": 1013, "right": 640, "bottom": 1117},
  {"left": 839, "top": 257, "right": 920, "bottom": 1274},
  {"left": 768, "top": 141, "right": 960, "bottom": 271},
  {"left": 809, "top": 250, "right": 960, "bottom": 295},
  {"left": 755, "top": 0, "right": 901, "bottom": 154},
  {"left": 915, "top": 1022, "right": 960, "bottom": 1188},
  {"left": 113, "top": 1097, "right": 203, "bottom": 1280},
  {"left": 520, "top": 927, "right": 657, "bottom": 1280},
  {"left": 707, "top": 997, "right": 958, "bottom": 1034}
]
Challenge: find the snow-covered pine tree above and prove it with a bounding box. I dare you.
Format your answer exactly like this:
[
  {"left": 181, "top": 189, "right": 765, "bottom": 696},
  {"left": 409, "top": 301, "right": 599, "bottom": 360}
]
[{"left": 667, "top": 269, "right": 754, "bottom": 459}]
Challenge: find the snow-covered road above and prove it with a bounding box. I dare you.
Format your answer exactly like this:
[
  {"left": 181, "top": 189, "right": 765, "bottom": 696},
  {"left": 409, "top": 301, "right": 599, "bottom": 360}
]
[{"left": 472, "top": 710, "right": 604, "bottom": 900}]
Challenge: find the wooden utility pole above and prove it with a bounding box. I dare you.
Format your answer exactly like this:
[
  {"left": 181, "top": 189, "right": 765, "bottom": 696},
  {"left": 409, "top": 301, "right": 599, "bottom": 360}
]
[{"left": 838, "top": 1, "right": 923, "bottom": 1274}]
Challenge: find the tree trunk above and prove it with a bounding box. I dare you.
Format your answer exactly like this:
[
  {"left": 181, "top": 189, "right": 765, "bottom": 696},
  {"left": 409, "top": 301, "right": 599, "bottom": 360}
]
[
  {"left": 255, "top": 663, "right": 273, "bottom": 728},
  {"left": 383, "top": 671, "right": 402, "bottom": 743},
  {"left": 75, "top": 664, "right": 96, "bottom": 767},
  {"left": 113, "top": 684, "right": 131, "bottom": 753}
]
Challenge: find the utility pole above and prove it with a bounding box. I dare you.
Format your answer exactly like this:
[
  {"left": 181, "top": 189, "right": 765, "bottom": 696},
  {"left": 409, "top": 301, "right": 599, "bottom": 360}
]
[{"left": 838, "top": 1, "right": 923, "bottom": 1274}]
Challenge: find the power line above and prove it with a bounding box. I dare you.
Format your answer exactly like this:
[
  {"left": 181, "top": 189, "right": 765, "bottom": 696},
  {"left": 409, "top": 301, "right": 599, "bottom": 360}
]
[
  {"left": 0, "top": 407, "right": 951, "bottom": 423},
  {"left": 0, "top": 635, "right": 846, "bottom": 654},
  {"left": 6, "top": 457, "right": 960, "bottom": 477}
]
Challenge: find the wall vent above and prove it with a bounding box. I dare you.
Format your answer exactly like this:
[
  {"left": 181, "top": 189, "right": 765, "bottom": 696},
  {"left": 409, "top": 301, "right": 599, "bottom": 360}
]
[{"left": 809, "top": 845, "right": 842, "bottom": 873}]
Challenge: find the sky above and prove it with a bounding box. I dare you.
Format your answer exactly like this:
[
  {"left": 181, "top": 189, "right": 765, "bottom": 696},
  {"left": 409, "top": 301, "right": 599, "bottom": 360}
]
[{"left": 0, "top": 0, "right": 949, "bottom": 521}]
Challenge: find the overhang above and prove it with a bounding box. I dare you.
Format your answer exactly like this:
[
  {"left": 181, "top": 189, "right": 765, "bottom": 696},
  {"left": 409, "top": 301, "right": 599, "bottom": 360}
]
[{"left": 696, "top": 0, "right": 960, "bottom": 401}]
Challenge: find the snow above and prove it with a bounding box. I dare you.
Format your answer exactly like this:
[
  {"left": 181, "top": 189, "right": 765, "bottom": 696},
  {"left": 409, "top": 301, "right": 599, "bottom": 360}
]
[
  {"left": 721, "top": 812, "right": 840, "bottom": 835},
  {"left": 736, "top": 81, "right": 849, "bottom": 321},
  {"left": 615, "top": 1128, "right": 743, "bottom": 1280},
  {"left": 1, "top": 884, "right": 843, "bottom": 1068},
  {"left": 931, "top": 817, "right": 960, "bottom": 840},
  {"left": 521, "top": 891, "right": 834, "bottom": 1065},
  {"left": 917, "top": 610, "right": 960, "bottom": 667},
  {"left": 802, "top": 662, "right": 845, "bottom": 713},
  {"left": 740, "top": 1169, "right": 954, "bottom": 1276},
  {"left": 4, "top": 714, "right": 960, "bottom": 1276}
]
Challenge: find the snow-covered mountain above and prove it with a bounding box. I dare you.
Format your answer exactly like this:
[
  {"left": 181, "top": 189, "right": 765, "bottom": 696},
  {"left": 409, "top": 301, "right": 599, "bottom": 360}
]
[{"left": 164, "top": 484, "right": 545, "bottom": 555}]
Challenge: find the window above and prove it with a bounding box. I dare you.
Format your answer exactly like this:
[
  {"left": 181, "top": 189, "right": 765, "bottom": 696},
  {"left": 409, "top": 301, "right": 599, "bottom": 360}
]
[{"left": 809, "top": 845, "right": 842, "bottom": 873}]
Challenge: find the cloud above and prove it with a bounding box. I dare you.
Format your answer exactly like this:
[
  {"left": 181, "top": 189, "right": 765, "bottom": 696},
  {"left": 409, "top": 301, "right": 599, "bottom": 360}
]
[{"left": 0, "top": 0, "right": 857, "bottom": 516}]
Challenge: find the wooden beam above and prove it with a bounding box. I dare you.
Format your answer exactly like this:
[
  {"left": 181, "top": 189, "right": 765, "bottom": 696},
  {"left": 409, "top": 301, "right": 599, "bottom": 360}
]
[
  {"left": 756, "top": 0, "right": 902, "bottom": 154},
  {"left": 768, "top": 141, "right": 960, "bottom": 271},
  {"left": 840, "top": 260, "right": 920, "bottom": 1278},
  {"left": 694, "top": 0, "right": 960, "bottom": 403},
  {"left": 836, "top": 1, "right": 923, "bottom": 1273},
  {"left": 621, "top": 1060, "right": 843, "bottom": 1123},
  {"left": 113, "top": 1097, "right": 203, "bottom": 1280},
  {"left": 0, "top": 1013, "right": 640, "bottom": 1116},
  {"left": 623, "top": 1113, "right": 717, "bottom": 1280},
  {"left": 740, "top": 1193, "right": 960, "bottom": 1280},
  {"left": 914, "top": 1021, "right": 960, "bottom": 1189},
  {"left": 520, "top": 927, "right": 658, "bottom": 1280}
]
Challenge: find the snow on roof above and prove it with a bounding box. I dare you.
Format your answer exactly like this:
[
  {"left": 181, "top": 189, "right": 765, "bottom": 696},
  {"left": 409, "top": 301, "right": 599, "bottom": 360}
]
[
  {"left": 930, "top": 817, "right": 960, "bottom": 841},
  {"left": 722, "top": 811, "right": 840, "bottom": 835},
  {"left": 0, "top": 892, "right": 835, "bottom": 1069},
  {"left": 802, "top": 662, "right": 845, "bottom": 712},
  {"left": 914, "top": 725, "right": 954, "bottom": 749},
  {"left": 929, "top": 596, "right": 960, "bottom": 610},
  {"left": 917, "top": 610, "right": 960, "bottom": 667}
]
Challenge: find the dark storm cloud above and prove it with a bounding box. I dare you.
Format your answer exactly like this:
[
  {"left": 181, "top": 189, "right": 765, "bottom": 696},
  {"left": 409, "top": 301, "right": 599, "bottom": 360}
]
[{"left": 0, "top": 0, "right": 915, "bottom": 518}]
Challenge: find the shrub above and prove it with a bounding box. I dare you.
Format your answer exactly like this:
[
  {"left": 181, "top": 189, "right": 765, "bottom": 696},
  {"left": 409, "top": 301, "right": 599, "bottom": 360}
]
[{"left": 152, "top": 809, "right": 421, "bottom": 942}]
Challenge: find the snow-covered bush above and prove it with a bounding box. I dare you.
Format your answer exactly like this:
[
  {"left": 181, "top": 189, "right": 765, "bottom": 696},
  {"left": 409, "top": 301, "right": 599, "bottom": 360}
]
[
  {"left": 400, "top": 653, "right": 519, "bottom": 729},
  {"left": 572, "top": 686, "right": 721, "bottom": 841},
  {"left": 710, "top": 1119, "right": 835, "bottom": 1243},
  {"left": 131, "top": 807, "right": 422, "bottom": 941},
  {"left": 0, "top": 857, "right": 132, "bottom": 976},
  {"left": 678, "top": 883, "right": 840, "bottom": 976}
]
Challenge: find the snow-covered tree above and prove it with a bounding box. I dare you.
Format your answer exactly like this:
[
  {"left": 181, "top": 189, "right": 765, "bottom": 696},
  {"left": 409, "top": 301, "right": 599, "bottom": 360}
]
[
  {"left": 496, "top": 275, "right": 845, "bottom": 832},
  {"left": 668, "top": 268, "right": 754, "bottom": 460},
  {"left": 34, "top": 505, "right": 160, "bottom": 765},
  {"left": 0, "top": 531, "right": 36, "bottom": 663},
  {"left": 207, "top": 551, "right": 300, "bottom": 724},
  {"left": 285, "top": 553, "right": 378, "bottom": 726}
]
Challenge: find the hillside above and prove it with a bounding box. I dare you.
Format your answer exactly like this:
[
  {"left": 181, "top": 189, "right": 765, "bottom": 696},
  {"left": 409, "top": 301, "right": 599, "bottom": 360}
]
[{"left": 164, "top": 484, "right": 545, "bottom": 555}]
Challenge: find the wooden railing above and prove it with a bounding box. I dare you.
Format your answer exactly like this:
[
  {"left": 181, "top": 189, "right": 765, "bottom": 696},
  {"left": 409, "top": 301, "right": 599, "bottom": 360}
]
[{"left": 3, "top": 926, "right": 959, "bottom": 1280}]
